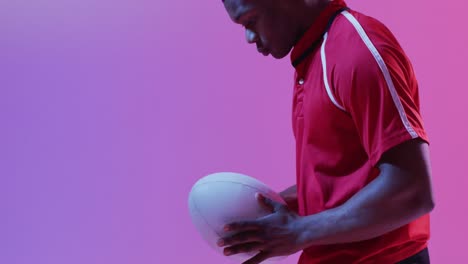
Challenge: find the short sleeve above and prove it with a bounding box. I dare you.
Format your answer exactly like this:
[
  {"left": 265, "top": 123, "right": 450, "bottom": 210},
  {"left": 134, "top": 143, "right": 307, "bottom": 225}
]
[{"left": 333, "top": 29, "right": 428, "bottom": 166}]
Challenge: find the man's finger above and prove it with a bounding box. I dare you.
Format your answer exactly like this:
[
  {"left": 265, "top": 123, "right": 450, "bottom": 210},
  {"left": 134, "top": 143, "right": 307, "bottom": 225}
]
[
  {"left": 223, "top": 242, "right": 264, "bottom": 256},
  {"left": 242, "top": 251, "right": 270, "bottom": 264},
  {"left": 218, "top": 231, "right": 264, "bottom": 247},
  {"left": 224, "top": 220, "right": 262, "bottom": 232},
  {"left": 256, "top": 193, "right": 282, "bottom": 212}
]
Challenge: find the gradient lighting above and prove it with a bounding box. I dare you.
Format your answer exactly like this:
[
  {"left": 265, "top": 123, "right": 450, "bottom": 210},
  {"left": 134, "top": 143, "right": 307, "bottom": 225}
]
[{"left": 1, "top": 0, "right": 466, "bottom": 263}]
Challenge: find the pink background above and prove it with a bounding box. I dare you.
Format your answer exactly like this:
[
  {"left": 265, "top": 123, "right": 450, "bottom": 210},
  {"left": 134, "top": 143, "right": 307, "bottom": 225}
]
[{"left": 1, "top": 0, "right": 466, "bottom": 263}]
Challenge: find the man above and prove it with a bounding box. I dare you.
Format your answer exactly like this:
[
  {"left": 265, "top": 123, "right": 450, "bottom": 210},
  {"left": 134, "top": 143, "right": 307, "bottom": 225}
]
[{"left": 217, "top": 0, "right": 435, "bottom": 263}]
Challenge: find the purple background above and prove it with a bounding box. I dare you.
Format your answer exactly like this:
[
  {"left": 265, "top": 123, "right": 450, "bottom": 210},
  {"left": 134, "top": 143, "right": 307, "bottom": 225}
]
[{"left": 1, "top": 0, "right": 466, "bottom": 263}]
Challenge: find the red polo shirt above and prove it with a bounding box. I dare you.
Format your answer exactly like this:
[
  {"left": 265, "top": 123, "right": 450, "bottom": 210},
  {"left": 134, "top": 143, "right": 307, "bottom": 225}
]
[{"left": 291, "top": 1, "right": 430, "bottom": 263}]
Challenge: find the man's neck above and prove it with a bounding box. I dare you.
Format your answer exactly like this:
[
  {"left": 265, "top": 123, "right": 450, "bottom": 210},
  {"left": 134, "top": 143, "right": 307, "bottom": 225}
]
[{"left": 294, "top": 0, "right": 332, "bottom": 44}]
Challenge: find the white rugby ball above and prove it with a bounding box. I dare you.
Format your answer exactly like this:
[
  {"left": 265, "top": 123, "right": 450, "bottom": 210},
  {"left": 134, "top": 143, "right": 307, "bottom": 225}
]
[{"left": 188, "top": 172, "right": 286, "bottom": 263}]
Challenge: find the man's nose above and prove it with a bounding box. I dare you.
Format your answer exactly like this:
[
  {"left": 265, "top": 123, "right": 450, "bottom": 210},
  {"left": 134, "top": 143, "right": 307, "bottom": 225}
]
[{"left": 245, "top": 28, "right": 258, "bottom": 44}]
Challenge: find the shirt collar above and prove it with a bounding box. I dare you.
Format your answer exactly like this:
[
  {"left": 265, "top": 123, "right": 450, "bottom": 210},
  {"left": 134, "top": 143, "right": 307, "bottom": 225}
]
[{"left": 290, "top": 0, "right": 348, "bottom": 69}]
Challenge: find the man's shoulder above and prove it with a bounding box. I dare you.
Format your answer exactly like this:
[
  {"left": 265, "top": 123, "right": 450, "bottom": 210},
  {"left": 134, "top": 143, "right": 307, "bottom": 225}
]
[
  {"left": 325, "top": 9, "right": 407, "bottom": 73},
  {"left": 331, "top": 9, "right": 396, "bottom": 42}
]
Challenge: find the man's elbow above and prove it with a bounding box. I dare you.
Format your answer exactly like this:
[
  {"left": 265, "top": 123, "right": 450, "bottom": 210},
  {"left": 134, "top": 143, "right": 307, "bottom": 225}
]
[
  {"left": 423, "top": 195, "right": 435, "bottom": 213},
  {"left": 412, "top": 184, "right": 435, "bottom": 216}
]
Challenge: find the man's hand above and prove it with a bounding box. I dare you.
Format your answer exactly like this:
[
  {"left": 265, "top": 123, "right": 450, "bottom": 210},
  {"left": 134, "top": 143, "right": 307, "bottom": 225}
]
[
  {"left": 217, "top": 193, "right": 305, "bottom": 264},
  {"left": 279, "top": 184, "right": 298, "bottom": 213}
]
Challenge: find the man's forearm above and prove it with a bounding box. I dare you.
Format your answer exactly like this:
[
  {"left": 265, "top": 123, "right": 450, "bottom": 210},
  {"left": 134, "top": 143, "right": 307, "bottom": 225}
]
[{"left": 295, "top": 166, "right": 434, "bottom": 247}]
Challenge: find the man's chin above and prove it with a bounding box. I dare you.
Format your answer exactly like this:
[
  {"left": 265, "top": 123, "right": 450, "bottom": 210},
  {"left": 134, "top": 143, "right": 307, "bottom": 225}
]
[
  {"left": 271, "top": 53, "right": 284, "bottom": 59},
  {"left": 270, "top": 48, "right": 292, "bottom": 59}
]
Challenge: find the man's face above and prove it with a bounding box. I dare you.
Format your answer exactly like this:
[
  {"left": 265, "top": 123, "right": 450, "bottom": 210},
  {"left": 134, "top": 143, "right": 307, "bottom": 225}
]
[{"left": 223, "top": 0, "right": 297, "bottom": 59}]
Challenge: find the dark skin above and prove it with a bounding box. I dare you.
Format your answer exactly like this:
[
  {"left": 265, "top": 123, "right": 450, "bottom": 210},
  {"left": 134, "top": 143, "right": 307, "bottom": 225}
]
[
  {"left": 220, "top": 1, "right": 435, "bottom": 264},
  {"left": 223, "top": 0, "right": 330, "bottom": 58}
]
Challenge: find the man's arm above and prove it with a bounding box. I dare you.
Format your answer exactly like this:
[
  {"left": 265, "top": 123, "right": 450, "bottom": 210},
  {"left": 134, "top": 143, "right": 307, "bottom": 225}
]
[
  {"left": 297, "top": 138, "right": 435, "bottom": 245},
  {"left": 219, "top": 139, "right": 435, "bottom": 263}
]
